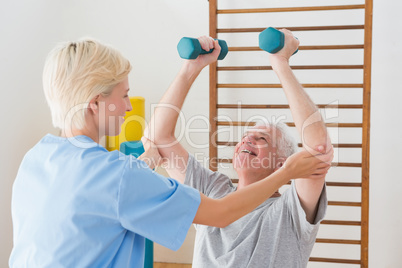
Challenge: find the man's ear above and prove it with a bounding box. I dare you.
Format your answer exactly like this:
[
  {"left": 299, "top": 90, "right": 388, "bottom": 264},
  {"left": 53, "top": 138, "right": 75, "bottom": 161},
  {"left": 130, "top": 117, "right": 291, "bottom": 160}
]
[{"left": 88, "top": 95, "right": 100, "bottom": 115}]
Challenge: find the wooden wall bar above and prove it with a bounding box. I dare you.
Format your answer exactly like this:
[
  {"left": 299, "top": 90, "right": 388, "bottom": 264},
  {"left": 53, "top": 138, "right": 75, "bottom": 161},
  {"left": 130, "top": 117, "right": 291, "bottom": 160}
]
[
  {"left": 217, "top": 5, "right": 365, "bottom": 14},
  {"left": 209, "top": 0, "right": 218, "bottom": 170},
  {"left": 361, "top": 0, "right": 373, "bottom": 266},
  {"left": 218, "top": 25, "right": 365, "bottom": 33},
  {"left": 209, "top": 1, "right": 372, "bottom": 266},
  {"left": 229, "top": 44, "right": 365, "bottom": 51}
]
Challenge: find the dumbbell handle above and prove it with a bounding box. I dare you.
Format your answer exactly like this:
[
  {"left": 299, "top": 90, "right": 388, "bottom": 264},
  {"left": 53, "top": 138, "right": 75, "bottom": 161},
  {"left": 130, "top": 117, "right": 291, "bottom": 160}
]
[
  {"left": 177, "top": 37, "right": 228, "bottom": 60},
  {"left": 259, "top": 27, "right": 298, "bottom": 55}
]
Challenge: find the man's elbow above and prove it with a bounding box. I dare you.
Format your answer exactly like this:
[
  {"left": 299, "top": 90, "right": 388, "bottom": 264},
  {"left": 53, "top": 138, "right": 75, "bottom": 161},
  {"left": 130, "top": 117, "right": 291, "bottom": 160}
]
[
  {"left": 305, "top": 136, "right": 332, "bottom": 154},
  {"left": 143, "top": 127, "right": 175, "bottom": 145}
]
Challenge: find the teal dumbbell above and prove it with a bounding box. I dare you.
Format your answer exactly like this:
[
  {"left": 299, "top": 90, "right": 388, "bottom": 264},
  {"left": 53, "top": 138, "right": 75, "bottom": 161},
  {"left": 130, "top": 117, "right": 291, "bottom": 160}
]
[
  {"left": 119, "top": 140, "right": 154, "bottom": 268},
  {"left": 177, "top": 37, "right": 228, "bottom": 60},
  {"left": 259, "top": 27, "right": 298, "bottom": 55}
]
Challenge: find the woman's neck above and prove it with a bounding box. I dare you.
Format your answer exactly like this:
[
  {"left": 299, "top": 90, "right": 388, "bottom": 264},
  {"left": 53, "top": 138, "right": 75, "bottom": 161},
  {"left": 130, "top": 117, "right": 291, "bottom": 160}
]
[{"left": 61, "top": 126, "right": 100, "bottom": 144}]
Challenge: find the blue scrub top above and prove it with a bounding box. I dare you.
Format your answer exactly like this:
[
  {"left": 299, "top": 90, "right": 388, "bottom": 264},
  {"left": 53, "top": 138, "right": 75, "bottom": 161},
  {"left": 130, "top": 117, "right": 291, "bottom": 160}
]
[{"left": 10, "top": 134, "right": 200, "bottom": 268}]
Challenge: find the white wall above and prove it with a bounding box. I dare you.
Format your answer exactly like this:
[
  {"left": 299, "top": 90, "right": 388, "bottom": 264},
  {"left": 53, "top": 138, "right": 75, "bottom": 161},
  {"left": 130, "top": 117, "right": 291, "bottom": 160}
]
[
  {"left": 0, "top": 0, "right": 401, "bottom": 267},
  {"left": 369, "top": 1, "right": 402, "bottom": 265}
]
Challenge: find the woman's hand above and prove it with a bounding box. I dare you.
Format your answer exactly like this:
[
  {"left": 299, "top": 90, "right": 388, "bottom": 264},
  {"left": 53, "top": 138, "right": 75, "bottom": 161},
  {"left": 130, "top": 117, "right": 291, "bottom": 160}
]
[
  {"left": 281, "top": 146, "right": 334, "bottom": 180},
  {"left": 138, "top": 137, "right": 162, "bottom": 170}
]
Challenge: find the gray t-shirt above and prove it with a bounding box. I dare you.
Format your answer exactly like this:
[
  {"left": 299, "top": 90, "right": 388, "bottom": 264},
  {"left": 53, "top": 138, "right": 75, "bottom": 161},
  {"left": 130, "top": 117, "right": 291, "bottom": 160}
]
[{"left": 184, "top": 154, "right": 327, "bottom": 268}]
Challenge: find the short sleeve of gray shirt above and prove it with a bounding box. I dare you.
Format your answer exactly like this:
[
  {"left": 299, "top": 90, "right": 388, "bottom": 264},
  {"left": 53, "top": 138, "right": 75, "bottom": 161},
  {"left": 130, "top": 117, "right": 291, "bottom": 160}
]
[{"left": 184, "top": 154, "right": 327, "bottom": 268}]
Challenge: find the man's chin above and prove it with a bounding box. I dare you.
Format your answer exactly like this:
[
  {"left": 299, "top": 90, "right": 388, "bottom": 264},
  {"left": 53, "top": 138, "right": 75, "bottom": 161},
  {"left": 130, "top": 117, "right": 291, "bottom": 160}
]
[
  {"left": 233, "top": 161, "right": 255, "bottom": 171},
  {"left": 233, "top": 155, "right": 258, "bottom": 170}
]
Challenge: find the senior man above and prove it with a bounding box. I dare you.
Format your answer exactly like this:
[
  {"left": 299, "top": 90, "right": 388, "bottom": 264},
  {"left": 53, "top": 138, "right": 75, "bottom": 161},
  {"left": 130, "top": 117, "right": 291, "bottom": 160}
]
[{"left": 144, "top": 31, "right": 332, "bottom": 267}]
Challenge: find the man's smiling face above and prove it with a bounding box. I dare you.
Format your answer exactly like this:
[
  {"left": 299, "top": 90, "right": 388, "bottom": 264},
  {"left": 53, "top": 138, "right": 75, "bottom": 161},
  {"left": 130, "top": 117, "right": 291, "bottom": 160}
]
[{"left": 233, "top": 125, "right": 282, "bottom": 177}]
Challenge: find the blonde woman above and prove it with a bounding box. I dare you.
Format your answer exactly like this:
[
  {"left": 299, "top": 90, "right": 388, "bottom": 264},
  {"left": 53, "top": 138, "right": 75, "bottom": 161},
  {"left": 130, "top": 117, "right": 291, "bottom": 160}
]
[{"left": 9, "top": 38, "right": 332, "bottom": 267}]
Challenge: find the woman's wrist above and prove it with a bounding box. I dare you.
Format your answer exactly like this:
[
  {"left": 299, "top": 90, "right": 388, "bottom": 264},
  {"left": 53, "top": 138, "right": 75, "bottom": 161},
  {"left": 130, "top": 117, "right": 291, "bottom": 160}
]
[{"left": 273, "top": 166, "right": 295, "bottom": 183}]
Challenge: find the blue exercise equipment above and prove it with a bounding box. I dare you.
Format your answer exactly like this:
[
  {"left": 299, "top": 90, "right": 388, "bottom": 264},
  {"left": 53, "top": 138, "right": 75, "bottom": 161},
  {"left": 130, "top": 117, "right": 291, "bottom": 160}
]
[
  {"left": 259, "top": 27, "right": 298, "bottom": 55},
  {"left": 120, "top": 140, "right": 154, "bottom": 268},
  {"left": 177, "top": 37, "right": 228, "bottom": 60}
]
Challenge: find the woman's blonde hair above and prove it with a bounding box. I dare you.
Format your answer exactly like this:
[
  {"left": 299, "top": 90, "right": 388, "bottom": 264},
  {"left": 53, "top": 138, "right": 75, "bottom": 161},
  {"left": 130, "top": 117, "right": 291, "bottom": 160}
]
[{"left": 43, "top": 38, "right": 132, "bottom": 130}]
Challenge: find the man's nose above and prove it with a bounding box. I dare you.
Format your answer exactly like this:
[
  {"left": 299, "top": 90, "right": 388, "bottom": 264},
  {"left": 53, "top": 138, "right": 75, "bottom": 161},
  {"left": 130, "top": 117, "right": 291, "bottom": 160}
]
[{"left": 242, "top": 135, "right": 254, "bottom": 144}]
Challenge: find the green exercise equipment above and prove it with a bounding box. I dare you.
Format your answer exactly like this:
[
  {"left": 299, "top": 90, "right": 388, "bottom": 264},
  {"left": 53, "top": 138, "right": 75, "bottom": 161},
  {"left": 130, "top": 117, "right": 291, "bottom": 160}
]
[
  {"left": 259, "top": 27, "right": 298, "bottom": 55},
  {"left": 177, "top": 37, "right": 228, "bottom": 60}
]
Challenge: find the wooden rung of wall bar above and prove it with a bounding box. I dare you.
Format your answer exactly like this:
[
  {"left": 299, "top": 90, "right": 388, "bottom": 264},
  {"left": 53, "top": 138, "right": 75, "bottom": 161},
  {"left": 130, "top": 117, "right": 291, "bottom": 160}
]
[
  {"left": 326, "top": 182, "right": 362, "bottom": 187},
  {"left": 328, "top": 201, "right": 361, "bottom": 207},
  {"left": 295, "top": 181, "right": 362, "bottom": 187},
  {"left": 218, "top": 25, "right": 365, "bottom": 33},
  {"left": 309, "top": 257, "right": 361, "bottom": 264},
  {"left": 217, "top": 5, "right": 365, "bottom": 14},
  {"left": 218, "top": 159, "right": 361, "bottom": 167},
  {"left": 284, "top": 181, "right": 362, "bottom": 187},
  {"left": 218, "top": 65, "right": 364, "bottom": 71},
  {"left": 217, "top": 104, "right": 363, "bottom": 109},
  {"left": 321, "top": 220, "right": 361, "bottom": 226},
  {"left": 301, "top": 45, "right": 365, "bottom": 50},
  {"left": 234, "top": 180, "right": 362, "bottom": 188},
  {"left": 217, "top": 141, "right": 362, "bottom": 148},
  {"left": 323, "top": 162, "right": 362, "bottom": 167},
  {"left": 217, "top": 83, "right": 363, "bottom": 88},
  {"left": 316, "top": 238, "right": 361, "bottom": 245},
  {"left": 216, "top": 121, "right": 363, "bottom": 128},
  {"left": 229, "top": 45, "right": 364, "bottom": 51},
  {"left": 302, "top": 143, "right": 363, "bottom": 148}
]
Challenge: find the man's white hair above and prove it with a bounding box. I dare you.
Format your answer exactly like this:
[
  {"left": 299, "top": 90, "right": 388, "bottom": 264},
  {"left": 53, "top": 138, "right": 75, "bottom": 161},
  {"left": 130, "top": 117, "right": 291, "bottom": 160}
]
[{"left": 252, "top": 120, "right": 298, "bottom": 159}]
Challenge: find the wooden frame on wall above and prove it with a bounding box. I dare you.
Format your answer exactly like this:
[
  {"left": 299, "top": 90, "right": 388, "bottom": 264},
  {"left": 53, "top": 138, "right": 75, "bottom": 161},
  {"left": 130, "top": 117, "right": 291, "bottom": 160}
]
[{"left": 208, "top": 1, "right": 372, "bottom": 266}]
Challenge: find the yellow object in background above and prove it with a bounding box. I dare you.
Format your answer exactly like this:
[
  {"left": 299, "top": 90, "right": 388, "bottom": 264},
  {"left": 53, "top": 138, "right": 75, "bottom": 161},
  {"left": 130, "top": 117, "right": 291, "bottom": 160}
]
[{"left": 106, "top": 96, "right": 145, "bottom": 151}]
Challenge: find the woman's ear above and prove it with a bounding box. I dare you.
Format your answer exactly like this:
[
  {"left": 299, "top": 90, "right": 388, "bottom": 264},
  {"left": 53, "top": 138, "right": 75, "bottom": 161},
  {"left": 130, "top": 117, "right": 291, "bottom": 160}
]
[{"left": 88, "top": 95, "right": 100, "bottom": 115}]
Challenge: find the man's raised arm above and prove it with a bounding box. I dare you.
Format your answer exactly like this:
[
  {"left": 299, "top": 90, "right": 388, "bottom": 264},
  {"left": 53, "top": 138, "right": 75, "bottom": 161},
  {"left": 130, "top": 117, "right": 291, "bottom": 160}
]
[
  {"left": 269, "top": 29, "right": 332, "bottom": 223},
  {"left": 143, "top": 37, "right": 221, "bottom": 183}
]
